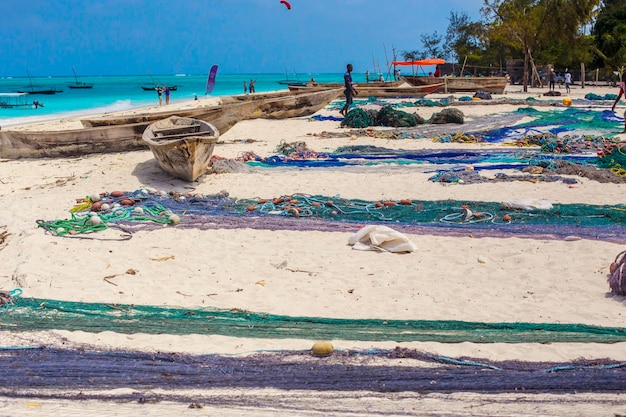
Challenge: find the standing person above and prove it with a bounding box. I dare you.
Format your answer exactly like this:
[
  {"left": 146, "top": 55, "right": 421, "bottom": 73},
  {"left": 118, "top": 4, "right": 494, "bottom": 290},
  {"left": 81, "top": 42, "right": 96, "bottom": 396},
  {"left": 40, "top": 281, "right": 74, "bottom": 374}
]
[
  {"left": 611, "top": 72, "right": 626, "bottom": 133},
  {"left": 340, "top": 63, "right": 357, "bottom": 117},
  {"left": 433, "top": 65, "right": 441, "bottom": 77},
  {"left": 549, "top": 68, "right": 557, "bottom": 91},
  {"left": 365, "top": 70, "right": 369, "bottom": 83},
  {"left": 164, "top": 86, "right": 171, "bottom": 105},
  {"left": 157, "top": 87, "right": 163, "bottom": 106},
  {"left": 243, "top": 81, "right": 247, "bottom": 94},
  {"left": 564, "top": 68, "right": 572, "bottom": 93},
  {"left": 249, "top": 79, "right": 256, "bottom": 93}
]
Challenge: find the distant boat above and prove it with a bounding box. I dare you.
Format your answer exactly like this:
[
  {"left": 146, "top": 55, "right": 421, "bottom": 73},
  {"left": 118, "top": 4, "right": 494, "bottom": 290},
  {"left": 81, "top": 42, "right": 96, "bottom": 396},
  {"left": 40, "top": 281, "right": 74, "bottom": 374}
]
[
  {"left": 141, "top": 85, "right": 178, "bottom": 91},
  {"left": 68, "top": 68, "right": 93, "bottom": 89},
  {"left": 0, "top": 92, "right": 42, "bottom": 109},
  {"left": 278, "top": 68, "right": 306, "bottom": 86},
  {"left": 17, "top": 71, "right": 63, "bottom": 94},
  {"left": 142, "top": 71, "right": 177, "bottom": 91}
]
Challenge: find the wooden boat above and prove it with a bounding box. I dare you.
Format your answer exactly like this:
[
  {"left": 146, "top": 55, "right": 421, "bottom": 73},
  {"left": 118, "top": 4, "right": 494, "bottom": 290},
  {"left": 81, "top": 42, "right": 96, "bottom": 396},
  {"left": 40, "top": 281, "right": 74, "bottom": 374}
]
[
  {"left": 304, "top": 80, "right": 404, "bottom": 89},
  {"left": 0, "top": 93, "right": 38, "bottom": 109},
  {"left": 68, "top": 68, "right": 93, "bottom": 89},
  {"left": 17, "top": 71, "right": 63, "bottom": 94},
  {"left": 141, "top": 85, "right": 178, "bottom": 91},
  {"left": 17, "top": 87, "right": 62, "bottom": 95},
  {"left": 142, "top": 116, "right": 219, "bottom": 181},
  {"left": 277, "top": 69, "right": 306, "bottom": 86},
  {"left": 287, "top": 83, "right": 442, "bottom": 98},
  {"left": 1, "top": 89, "right": 341, "bottom": 159},
  {"left": 0, "top": 122, "right": 149, "bottom": 159},
  {"left": 403, "top": 75, "right": 507, "bottom": 94},
  {"left": 82, "top": 88, "right": 341, "bottom": 128}
]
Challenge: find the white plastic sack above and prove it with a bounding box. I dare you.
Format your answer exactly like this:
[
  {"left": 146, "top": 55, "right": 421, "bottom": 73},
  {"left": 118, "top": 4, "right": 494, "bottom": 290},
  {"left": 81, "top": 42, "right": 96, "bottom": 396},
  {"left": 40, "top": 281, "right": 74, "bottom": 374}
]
[
  {"left": 500, "top": 199, "right": 553, "bottom": 210},
  {"left": 348, "top": 225, "right": 417, "bottom": 253}
]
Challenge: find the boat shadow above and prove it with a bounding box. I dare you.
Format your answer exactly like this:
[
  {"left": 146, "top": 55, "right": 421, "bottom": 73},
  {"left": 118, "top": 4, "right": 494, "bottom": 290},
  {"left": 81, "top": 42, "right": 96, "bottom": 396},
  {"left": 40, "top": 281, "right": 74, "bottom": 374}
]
[{"left": 131, "top": 158, "right": 197, "bottom": 188}]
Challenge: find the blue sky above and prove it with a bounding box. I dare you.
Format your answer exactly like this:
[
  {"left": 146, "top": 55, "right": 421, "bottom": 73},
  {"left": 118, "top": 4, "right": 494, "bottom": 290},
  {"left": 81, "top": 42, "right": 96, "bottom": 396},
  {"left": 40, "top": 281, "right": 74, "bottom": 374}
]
[{"left": 0, "top": 0, "right": 483, "bottom": 77}]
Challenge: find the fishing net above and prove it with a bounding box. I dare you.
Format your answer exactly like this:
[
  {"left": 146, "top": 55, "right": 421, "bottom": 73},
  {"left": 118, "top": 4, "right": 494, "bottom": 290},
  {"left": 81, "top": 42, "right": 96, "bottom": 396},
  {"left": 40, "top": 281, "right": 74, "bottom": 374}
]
[
  {"left": 375, "top": 105, "right": 424, "bottom": 127},
  {"left": 341, "top": 108, "right": 373, "bottom": 128},
  {"left": 474, "top": 91, "right": 493, "bottom": 100},
  {"left": 1, "top": 345, "right": 625, "bottom": 399},
  {"left": 35, "top": 189, "right": 626, "bottom": 243},
  {"left": 585, "top": 92, "right": 618, "bottom": 101},
  {"left": 341, "top": 106, "right": 423, "bottom": 128},
  {"left": 430, "top": 108, "right": 464, "bottom": 124},
  {"left": 597, "top": 144, "right": 626, "bottom": 175},
  {"left": 3, "top": 295, "right": 626, "bottom": 343}
]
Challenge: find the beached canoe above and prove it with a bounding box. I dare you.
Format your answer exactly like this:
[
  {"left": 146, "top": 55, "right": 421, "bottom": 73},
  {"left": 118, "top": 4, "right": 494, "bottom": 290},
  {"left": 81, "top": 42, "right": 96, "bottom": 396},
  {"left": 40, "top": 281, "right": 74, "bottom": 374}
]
[
  {"left": 287, "top": 83, "right": 442, "bottom": 98},
  {"left": 298, "top": 80, "right": 404, "bottom": 89},
  {"left": 0, "top": 122, "right": 150, "bottom": 159},
  {"left": 403, "top": 76, "right": 508, "bottom": 94},
  {"left": 142, "top": 116, "right": 219, "bottom": 182},
  {"left": 81, "top": 88, "right": 341, "bottom": 128},
  {"left": 0, "top": 88, "right": 341, "bottom": 159}
]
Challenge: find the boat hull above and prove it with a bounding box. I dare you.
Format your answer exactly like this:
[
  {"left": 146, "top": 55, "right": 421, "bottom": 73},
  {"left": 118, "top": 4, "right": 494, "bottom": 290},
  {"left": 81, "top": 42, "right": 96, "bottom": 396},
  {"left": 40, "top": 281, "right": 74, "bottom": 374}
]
[
  {"left": 403, "top": 76, "right": 507, "bottom": 94},
  {"left": 142, "top": 116, "right": 219, "bottom": 182},
  {"left": 287, "top": 83, "right": 441, "bottom": 98},
  {"left": 0, "top": 123, "right": 148, "bottom": 159},
  {"left": 1, "top": 89, "right": 340, "bottom": 160}
]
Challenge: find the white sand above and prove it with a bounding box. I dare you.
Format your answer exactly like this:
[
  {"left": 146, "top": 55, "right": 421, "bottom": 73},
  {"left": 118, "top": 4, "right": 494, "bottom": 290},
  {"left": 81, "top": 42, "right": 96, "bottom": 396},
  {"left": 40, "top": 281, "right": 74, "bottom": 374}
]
[{"left": 1, "top": 84, "right": 626, "bottom": 414}]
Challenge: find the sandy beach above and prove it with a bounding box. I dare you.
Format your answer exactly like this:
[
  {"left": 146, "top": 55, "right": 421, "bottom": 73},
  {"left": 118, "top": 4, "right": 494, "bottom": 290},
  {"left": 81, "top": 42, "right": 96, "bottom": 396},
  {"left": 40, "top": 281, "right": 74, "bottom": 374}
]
[{"left": 1, "top": 83, "right": 626, "bottom": 415}]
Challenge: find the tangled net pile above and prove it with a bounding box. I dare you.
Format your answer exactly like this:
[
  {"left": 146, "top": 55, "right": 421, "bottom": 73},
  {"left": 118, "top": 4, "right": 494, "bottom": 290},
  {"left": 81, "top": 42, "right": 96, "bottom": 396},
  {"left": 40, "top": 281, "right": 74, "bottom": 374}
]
[
  {"left": 341, "top": 106, "right": 424, "bottom": 128},
  {"left": 35, "top": 189, "right": 626, "bottom": 243}
]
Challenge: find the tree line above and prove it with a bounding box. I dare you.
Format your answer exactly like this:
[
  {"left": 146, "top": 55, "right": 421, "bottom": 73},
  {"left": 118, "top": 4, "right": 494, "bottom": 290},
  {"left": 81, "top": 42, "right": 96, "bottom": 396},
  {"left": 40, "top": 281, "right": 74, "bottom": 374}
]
[{"left": 402, "top": 0, "right": 626, "bottom": 91}]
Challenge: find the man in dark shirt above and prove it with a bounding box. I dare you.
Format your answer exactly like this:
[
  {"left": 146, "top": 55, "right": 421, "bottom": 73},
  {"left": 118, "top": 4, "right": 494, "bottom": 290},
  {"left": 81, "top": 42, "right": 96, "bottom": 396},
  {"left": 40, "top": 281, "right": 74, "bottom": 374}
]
[{"left": 340, "top": 63, "right": 357, "bottom": 116}]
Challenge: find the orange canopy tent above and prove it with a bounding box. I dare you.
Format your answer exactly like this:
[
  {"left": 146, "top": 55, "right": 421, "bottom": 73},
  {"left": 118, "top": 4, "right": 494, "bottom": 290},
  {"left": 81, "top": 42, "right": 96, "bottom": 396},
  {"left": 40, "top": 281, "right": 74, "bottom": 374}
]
[{"left": 391, "top": 58, "right": 446, "bottom": 66}]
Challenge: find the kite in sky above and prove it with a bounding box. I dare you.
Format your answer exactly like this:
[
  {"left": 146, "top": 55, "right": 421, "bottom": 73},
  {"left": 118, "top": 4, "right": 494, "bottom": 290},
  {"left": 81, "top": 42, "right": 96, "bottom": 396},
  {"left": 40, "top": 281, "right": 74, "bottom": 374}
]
[{"left": 280, "top": 0, "right": 291, "bottom": 10}]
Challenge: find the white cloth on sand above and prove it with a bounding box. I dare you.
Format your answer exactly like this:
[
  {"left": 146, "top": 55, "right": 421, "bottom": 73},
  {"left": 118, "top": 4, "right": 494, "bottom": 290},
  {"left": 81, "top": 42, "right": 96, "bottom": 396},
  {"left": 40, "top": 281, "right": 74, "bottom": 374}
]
[
  {"left": 348, "top": 225, "right": 417, "bottom": 253},
  {"left": 501, "top": 199, "right": 553, "bottom": 210}
]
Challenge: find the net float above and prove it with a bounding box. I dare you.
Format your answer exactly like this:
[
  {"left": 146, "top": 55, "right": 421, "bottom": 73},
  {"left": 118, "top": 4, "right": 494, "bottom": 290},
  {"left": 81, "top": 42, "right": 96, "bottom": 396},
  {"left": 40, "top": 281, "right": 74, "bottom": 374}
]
[{"left": 311, "top": 341, "right": 334, "bottom": 357}]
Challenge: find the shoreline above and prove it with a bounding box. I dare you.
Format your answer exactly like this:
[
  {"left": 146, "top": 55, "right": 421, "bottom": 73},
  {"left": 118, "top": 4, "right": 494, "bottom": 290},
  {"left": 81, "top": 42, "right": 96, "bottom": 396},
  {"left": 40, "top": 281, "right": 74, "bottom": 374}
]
[{"left": 3, "top": 82, "right": 625, "bottom": 132}]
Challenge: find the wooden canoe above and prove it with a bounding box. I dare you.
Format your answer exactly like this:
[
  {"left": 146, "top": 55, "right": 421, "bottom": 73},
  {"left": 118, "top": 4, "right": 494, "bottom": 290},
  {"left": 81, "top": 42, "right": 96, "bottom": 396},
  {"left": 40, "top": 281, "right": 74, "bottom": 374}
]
[
  {"left": 142, "top": 116, "right": 219, "bottom": 182},
  {"left": 80, "top": 88, "right": 340, "bottom": 128},
  {"left": 287, "top": 83, "right": 442, "bottom": 98},
  {"left": 0, "top": 89, "right": 341, "bottom": 159},
  {"left": 403, "top": 76, "right": 507, "bottom": 94}
]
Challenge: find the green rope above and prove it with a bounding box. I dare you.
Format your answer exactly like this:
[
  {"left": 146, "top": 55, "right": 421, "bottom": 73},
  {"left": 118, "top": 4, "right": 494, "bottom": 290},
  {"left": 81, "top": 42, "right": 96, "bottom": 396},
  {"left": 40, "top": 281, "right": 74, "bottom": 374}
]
[{"left": 2, "top": 297, "right": 625, "bottom": 344}]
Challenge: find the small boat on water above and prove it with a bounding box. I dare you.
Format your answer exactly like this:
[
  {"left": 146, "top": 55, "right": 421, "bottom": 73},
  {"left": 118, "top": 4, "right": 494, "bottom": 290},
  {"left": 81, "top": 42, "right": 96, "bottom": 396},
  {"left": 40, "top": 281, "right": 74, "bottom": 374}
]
[
  {"left": 0, "top": 93, "right": 42, "bottom": 109},
  {"left": 142, "top": 116, "right": 219, "bottom": 182},
  {"left": 17, "top": 71, "right": 63, "bottom": 94},
  {"left": 277, "top": 69, "right": 307, "bottom": 87},
  {"left": 141, "top": 85, "right": 178, "bottom": 91},
  {"left": 68, "top": 68, "right": 93, "bottom": 89},
  {"left": 141, "top": 71, "right": 178, "bottom": 91},
  {"left": 1, "top": 89, "right": 341, "bottom": 159},
  {"left": 403, "top": 75, "right": 507, "bottom": 94}
]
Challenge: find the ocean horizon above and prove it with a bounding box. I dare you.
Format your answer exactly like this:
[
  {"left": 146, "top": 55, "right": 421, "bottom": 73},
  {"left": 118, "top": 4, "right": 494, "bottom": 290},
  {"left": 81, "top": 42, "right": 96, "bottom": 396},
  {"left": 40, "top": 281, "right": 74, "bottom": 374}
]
[{"left": 0, "top": 71, "right": 396, "bottom": 128}]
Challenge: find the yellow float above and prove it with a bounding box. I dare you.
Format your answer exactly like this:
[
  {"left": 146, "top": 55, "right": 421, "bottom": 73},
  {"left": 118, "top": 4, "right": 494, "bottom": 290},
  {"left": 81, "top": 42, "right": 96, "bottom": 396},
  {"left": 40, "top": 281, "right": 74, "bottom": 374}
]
[
  {"left": 562, "top": 97, "right": 573, "bottom": 107},
  {"left": 311, "top": 341, "right": 334, "bottom": 357}
]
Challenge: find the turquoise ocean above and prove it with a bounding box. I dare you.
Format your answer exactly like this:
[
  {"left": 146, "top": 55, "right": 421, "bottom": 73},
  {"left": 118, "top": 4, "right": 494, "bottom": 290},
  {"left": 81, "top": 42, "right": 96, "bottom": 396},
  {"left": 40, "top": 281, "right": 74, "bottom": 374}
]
[{"left": 0, "top": 72, "right": 367, "bottom": 128}]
